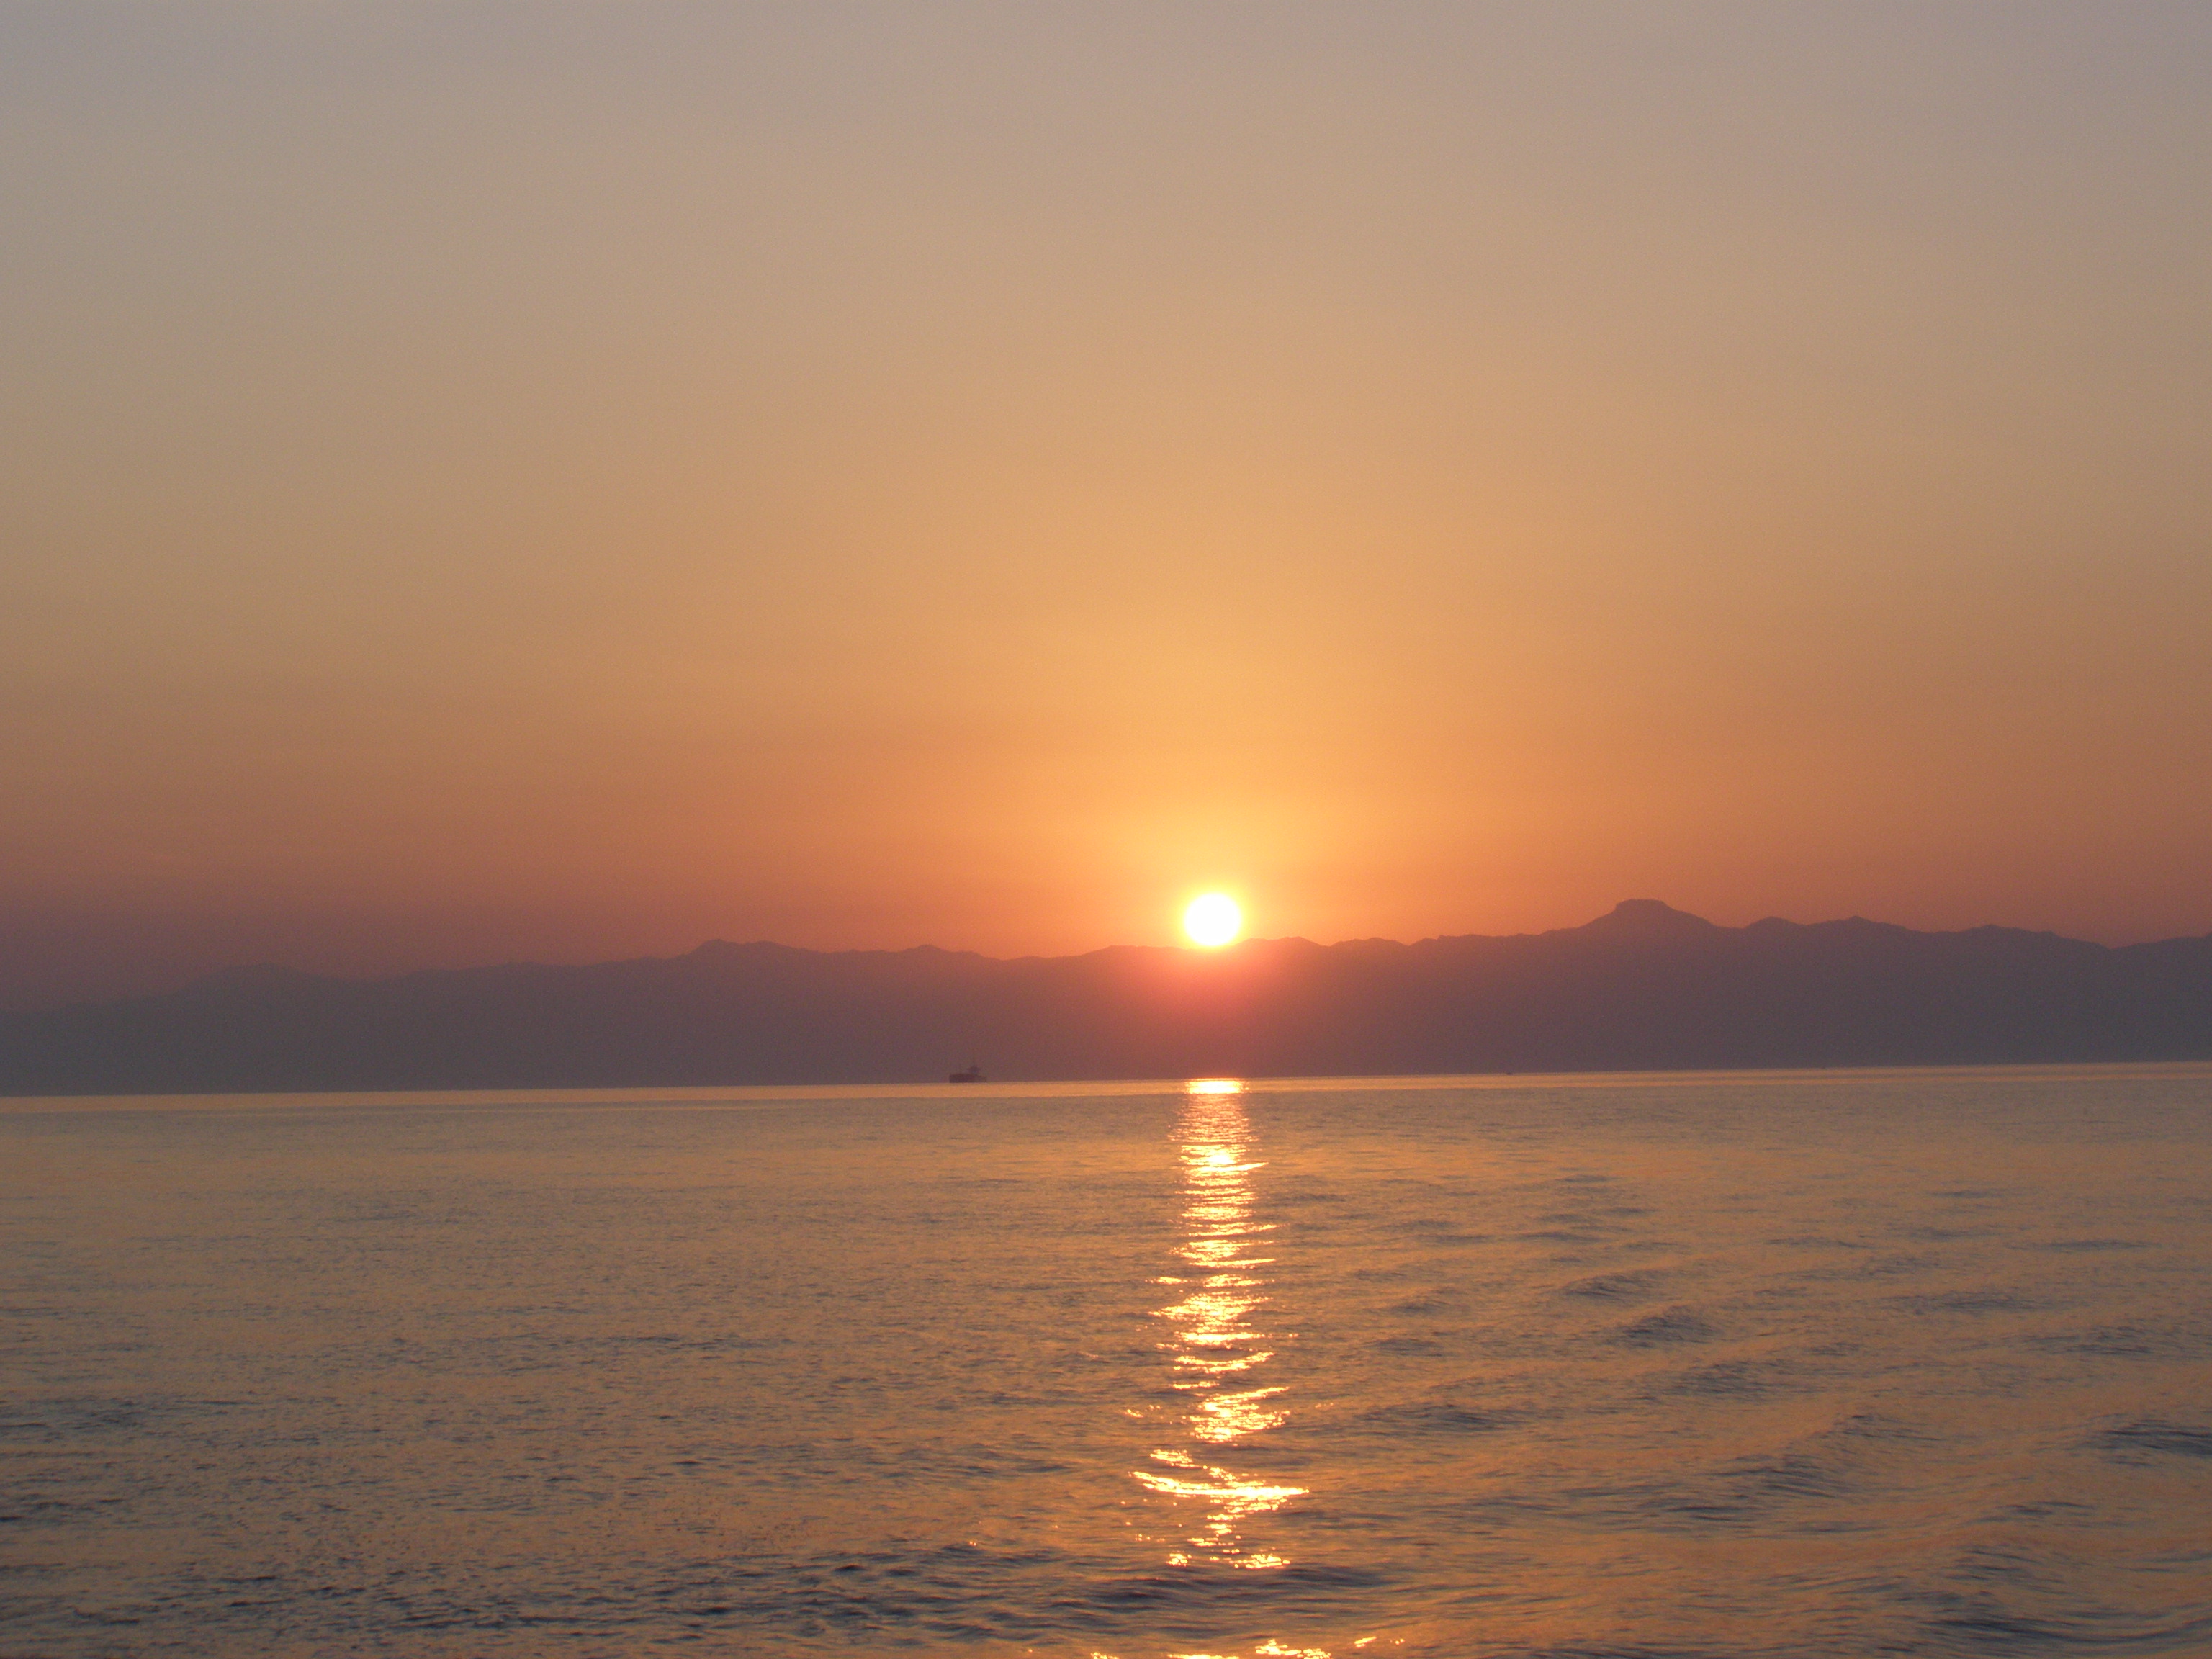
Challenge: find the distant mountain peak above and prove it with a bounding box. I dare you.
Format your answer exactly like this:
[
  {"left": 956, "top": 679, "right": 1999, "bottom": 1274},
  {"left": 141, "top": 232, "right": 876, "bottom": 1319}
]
[{"left": 1580, "top": 899, "right": 1719, "bottom": 936}]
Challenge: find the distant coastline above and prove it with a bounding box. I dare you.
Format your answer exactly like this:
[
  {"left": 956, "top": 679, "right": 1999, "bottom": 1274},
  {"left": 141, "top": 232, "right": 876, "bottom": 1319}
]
[{"left": 6, "top": 900, "right": 2212, "bottom": 1097}]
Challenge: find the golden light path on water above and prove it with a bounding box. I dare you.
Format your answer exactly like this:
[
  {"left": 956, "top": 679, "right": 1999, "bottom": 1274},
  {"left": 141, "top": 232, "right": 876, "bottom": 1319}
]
[
  {"left": 1133, "top": 1079, "right": 1308, "bottom": 1581},
  {"left": 1123, "top": 1079, "right": 1371, "bottom": 1657},
  {"left": 1112, "top": 1082, "right": 1393, "bottom": 1659}
]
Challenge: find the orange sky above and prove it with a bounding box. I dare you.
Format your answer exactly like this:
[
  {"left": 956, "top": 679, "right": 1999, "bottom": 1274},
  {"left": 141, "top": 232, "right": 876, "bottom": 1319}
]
[{"left": 4, "top": 4, "right": 2210, "bottom": 1007}]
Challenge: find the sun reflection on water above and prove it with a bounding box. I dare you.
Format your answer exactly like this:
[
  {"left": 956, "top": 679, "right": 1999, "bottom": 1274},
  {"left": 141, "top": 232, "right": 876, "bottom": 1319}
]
[{"left": 1132, "top": 1078, "right": 1307, "bottom": 1571}]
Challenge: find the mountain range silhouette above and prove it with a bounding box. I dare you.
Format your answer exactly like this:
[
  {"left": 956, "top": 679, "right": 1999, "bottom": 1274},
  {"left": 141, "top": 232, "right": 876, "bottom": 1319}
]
[{"left": 6, "top": 901, "right": 2211, "bottom": 1094}]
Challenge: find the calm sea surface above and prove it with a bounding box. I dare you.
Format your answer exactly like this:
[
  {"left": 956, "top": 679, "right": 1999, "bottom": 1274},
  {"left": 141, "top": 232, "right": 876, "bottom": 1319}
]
[{"left": 4, "top": 1066, "right": 2210, "bottom": 1658}]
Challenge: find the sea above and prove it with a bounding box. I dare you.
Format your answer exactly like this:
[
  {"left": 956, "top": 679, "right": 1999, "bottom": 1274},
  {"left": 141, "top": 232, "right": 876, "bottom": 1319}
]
[{"left": 4, "top": 1065, "right": 2210, "bottom": 1658}]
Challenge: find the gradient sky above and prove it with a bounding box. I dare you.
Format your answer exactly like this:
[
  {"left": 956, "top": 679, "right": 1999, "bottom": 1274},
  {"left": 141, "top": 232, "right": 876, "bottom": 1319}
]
[{"left": 5, "top": 3, "right": 2209, "bottom": 1007}]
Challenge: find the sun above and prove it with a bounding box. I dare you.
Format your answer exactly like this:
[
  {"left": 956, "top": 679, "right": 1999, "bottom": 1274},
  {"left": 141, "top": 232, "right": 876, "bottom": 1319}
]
[{"left": 1182, "top": 893, "right": 1243, "bottom": 948}]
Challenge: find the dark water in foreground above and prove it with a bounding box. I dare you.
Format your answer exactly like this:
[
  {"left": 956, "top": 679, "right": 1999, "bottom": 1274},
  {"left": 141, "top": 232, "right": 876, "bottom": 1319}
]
[{"left": 4, "top": 1066, "right": 2211, "bottom": 1658}]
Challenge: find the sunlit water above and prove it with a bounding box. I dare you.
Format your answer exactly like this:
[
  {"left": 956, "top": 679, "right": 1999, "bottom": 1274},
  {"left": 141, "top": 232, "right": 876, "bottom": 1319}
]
[{"left": 5, "top": 1066, "right": 2211, "bottom": 1657}]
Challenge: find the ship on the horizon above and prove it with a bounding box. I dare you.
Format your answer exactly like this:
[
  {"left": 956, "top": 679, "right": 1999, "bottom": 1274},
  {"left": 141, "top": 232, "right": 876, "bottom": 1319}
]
[{"left": 948, "top": 1060, "right": 986, "bottom": 1084}]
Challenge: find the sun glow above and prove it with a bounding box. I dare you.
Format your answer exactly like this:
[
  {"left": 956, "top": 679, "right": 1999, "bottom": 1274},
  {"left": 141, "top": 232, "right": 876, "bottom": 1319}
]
[{"left": 1183, "top": 894, "right": 1243, "bottom": 948}]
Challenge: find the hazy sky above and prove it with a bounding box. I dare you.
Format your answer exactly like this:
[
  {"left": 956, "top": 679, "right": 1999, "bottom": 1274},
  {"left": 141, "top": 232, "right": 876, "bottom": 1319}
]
[{"left": 5, "top": 2, "right": 2209, "bottom": 1006}]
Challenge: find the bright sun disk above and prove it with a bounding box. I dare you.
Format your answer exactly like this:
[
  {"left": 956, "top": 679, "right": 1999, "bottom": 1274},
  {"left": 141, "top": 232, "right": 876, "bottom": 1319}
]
[{"left": 1184, "top": 893, "right": 1243, "bottom": 948}]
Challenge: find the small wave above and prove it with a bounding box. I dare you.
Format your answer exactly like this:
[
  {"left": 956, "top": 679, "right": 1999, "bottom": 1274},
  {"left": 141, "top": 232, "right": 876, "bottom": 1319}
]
[
  {"left": 2034, "top": 1323, "right": 2212, "bottom": 1360},
  {"left": 2019, "top": 1237, "right": 2151, "bottom": 1252},
  {"left": 1648, "top": 1360, "right": 1772, "bottom": 1398},
  {"left": 1919, "top": 1601, "right": 2212, "bottom": 1655},
  {"left": 1857, "top": 1252, "right": 1943, "bottom": 1278},
  {"left": 2095, "top": 1419, "right": 2212, "bottom": 1460},
  {"left": 1561, "top": 1271, "right": 1667, "bottom": 1301},
  {"left": 626, "top": 1541, "right": 1399, "bottom": 1646},
  {"left": 1551, "top": 1445, "right": 1858, "bottom": 1532},
  {"left": 1614, "top": 1308, "right": 1719, "bottom": 1346},
  {"left": 1347, "top": 1400, "right": 1514, "bottom": 1437},
  {"left": 1895, "top": 1289, "right": 2034, "bottom": 1316}
]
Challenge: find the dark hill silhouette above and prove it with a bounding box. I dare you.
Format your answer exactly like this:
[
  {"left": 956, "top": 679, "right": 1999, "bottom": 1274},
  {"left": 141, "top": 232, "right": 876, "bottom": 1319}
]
[{"left": 4, "top": 901, "right": 2210, "bottom": 1094}]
